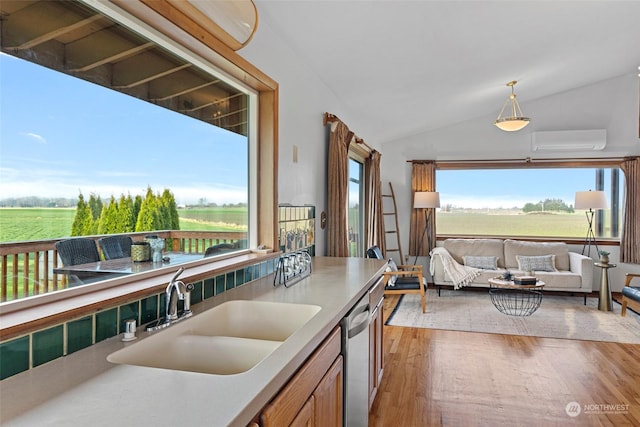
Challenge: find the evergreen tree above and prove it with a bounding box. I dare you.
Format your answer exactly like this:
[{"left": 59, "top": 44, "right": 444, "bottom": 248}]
[
  {"left": 71, "top": 193, "right": 92, "bottom": 236},
  {"left": 117, "top": 194, "right": 136, "bottom": 232},
  {"left": 160, "top": 189, "right": 180, "bottom": 230},
  {"left": 133, "top": 194, "right": 142, "bottom": 225},
  {"left": 88, "top": 193, "right": 103, "bottom": 220},
  {"left": 98, "top": 196, "right": 118, "bottom": 234},
  {"left": 135, "top": 187, "right": 159, "bottom": 231}
]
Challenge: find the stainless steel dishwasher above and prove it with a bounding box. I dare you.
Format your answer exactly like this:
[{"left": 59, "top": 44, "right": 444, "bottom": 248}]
[{"left": 341, "top": 292, "right": 370, "bottom": 426}]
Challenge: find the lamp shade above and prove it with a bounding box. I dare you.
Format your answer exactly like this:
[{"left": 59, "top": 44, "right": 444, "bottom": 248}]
[
  {"left": 494, "top": 117, "right": 530, "bottom": 132},
  {"left": 574, "top": 190, "right": 607, "bottom": 210},
  {"left": 414, "top": 191, "right": 440, "bottom": 209}
]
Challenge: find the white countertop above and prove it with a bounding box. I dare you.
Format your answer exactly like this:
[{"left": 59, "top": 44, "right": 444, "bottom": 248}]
[{"left": 0, "top": 257, "right": 386, "bottom": 427}]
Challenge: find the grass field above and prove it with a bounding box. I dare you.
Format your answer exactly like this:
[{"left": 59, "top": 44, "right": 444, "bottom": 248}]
[
  {"left": 0, "top": 207, "right": 248, "bottom": 242},
  {"left": 0, "top": 207, "right": 606, "bottom": 242},
  {"left": 436, "top": 211, "right": 590, "bottom": 238}
]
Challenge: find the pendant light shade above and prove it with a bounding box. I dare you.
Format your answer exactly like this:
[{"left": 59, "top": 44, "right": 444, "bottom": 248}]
[{"left": 494, "top": 80, "right": 531, "bottom": 132}]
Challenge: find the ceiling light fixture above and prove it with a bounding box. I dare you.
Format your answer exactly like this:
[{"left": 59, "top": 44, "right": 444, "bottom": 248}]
[{"left": 494, "top": 80, "right": 531, "bottom": 132}]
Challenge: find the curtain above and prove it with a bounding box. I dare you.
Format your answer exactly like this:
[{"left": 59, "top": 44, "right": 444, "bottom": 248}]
[
  {"left": 409, "top": 161, "right": 436, "bottom": 256},
  {"left": 327, "top": 121, "right": 352, "bottom": 257},
  {"left": 620, "top": 156, "right": 640, "bottom": 264},
  {"left": 365, "top": 150, "right": 385, "bottom": 255}
]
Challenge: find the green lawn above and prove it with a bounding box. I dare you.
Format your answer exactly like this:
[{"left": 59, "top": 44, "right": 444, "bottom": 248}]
[
  {"left": 0, "top": 207, "right": 248, "bottom": 242},
  {"left": 436, "top": 211, "right": 590, "bottom": 238}
]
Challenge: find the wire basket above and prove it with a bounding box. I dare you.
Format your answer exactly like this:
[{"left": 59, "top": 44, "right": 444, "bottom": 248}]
[{"left": 489, "top": 287, "right": 543, "bottom": 316}]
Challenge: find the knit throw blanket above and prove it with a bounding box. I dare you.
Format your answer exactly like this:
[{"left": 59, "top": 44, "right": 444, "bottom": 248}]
[{"left": 430, "top": 247, "right": 481, "bottom": 290}]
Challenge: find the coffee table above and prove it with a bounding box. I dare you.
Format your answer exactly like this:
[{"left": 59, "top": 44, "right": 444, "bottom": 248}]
[{"left": 488, "top": 278, "right": 545, "bottom": 316}]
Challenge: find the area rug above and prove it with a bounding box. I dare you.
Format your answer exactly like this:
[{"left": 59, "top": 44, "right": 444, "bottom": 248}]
[{"left": 385, "top": 289, "right": 640, "bottom": 344}]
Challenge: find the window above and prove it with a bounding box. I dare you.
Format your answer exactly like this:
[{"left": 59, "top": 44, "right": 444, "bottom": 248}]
[
  {"left": 435, "top": 167, "right": 624, "bottom": 239},
  {"left": 348, "top": 158, "right": 364, "bottom": 257},
  {"left": 0, "top": 0, "right": 260, "bottom": 301}
]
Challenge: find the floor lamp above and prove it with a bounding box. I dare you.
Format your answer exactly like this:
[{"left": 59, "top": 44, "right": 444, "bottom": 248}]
[
  {"left": 574, "top": 190, "right": 607, "bottom": 257},
  {"left": 413, "top": 191, "right": 440, "bottom": 265}
]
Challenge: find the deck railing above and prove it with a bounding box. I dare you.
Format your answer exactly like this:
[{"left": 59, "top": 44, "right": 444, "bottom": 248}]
[{"left": 0, "top": 230, "right": 247, "bottom": 302}]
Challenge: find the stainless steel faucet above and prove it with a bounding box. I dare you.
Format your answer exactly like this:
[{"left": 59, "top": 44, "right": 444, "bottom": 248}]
[
  {"left": 165, "top": 268, "right": 193, "bottom": 320},
  {"left": 146, "top": 267, "right": 194, "bottom": 331}
]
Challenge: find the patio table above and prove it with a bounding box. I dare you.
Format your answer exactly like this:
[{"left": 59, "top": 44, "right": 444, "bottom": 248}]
[{"left": 53, "top": 252, "right": 203, "bottom": 276}]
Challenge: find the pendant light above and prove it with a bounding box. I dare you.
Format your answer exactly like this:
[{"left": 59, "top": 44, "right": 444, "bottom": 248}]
[{"left": 494, "top": 80, "right": 531, "bottom": 132}]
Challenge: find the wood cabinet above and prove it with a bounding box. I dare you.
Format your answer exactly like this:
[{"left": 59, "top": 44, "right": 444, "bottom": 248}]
[
  {"left": 260, "top": 327, "right": 343, "bottom": 426},
  {"left": 368, "top": 278, "right": 385, "bottom": 408}
]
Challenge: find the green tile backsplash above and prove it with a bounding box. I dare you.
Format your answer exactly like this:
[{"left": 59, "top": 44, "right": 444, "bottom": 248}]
[
  {"left": 95, "top": 308, "right": 118, "bottom": 343},
  {"left": 0, "top": 258, "right": 277, "bottom": 380},
  {"left": 203, "top": 278, "right": 215, "bottom": 299},
  {"left": 32, "top": 325, "right": 64, "bottom": 367},
  {"left": 215, "top": 274, "right": 226, "bottom": 295},
  {"left": 67, "top": 316, "right": 93, "bottom": 355},
  {"left": 140, "top": 295, "right": 159, "bottom": 325},
  {"left": 0, "top": 336, "right": 29, "bottom": 380}
]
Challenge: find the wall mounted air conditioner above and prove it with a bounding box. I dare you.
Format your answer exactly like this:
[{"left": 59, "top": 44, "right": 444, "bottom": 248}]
[{"left": 531, "top": 129, "right": 607, "bottom": 151}]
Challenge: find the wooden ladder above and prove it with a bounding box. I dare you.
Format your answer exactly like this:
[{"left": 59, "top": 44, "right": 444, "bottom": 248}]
[{"left": 382, "top": 182, "right": 404, "bottom": 263}]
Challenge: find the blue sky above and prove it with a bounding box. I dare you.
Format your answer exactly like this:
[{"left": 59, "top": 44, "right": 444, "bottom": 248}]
[
  {"left": 437, "top": 168, "right": 601, "bottom": 209},
  {"left": 0, "top": 53, "right": 248, "bottom": 205}
]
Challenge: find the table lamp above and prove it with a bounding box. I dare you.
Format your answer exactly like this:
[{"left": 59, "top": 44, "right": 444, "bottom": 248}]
[
  {"left": 574, "top": 190, "right": 607, "bottom": 257},
  {"left": 413, "top": 191, "right": 440, "bottom": 264}
]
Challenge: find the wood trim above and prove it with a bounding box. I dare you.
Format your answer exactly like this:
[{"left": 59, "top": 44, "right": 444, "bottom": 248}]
[
  {"left": 258, "top": 89, "right": 279, "bottom": 249},
  {"left": 433, "top": 158, "right": 625, "bottom": 170}
]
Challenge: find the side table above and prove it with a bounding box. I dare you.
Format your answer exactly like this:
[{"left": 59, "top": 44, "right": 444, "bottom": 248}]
[{"left": 594, "top": 262, "right": 616, "bottom": 311}]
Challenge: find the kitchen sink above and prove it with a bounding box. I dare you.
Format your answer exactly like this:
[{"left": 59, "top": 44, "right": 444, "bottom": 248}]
[{"left": 107, "top": 300, "right": 321, "bottom": 375}]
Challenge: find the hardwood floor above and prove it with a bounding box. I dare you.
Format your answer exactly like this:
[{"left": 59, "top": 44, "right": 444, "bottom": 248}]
[{"left": 369, "top": 295, "right": 640, "bottom": 427}]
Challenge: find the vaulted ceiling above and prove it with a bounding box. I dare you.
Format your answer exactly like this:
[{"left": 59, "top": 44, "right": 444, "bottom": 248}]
[{"left": 253, "top": 1, "right": 640, "bottom": 145}]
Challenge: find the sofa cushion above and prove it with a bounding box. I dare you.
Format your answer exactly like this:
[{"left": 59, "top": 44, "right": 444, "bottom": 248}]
[
  {"left": 516, "top": 254, "right": 558, "bottom": 272},
  {"left": 504, "top": 239, "right": 570, "bottom": 271},
  {"left": 443, "top": 239, "right": 505, "bottom": 268},
  {"left": 520, "top": 271, "right": 583, "bottom": 289},
  {"left": 463, "top": 255, "right": 498, "bottom": 270}
]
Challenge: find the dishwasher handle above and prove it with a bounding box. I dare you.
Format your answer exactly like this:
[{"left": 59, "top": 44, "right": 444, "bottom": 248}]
[{"left": 348, "top": 304, "right": 370, "bottom": 339}]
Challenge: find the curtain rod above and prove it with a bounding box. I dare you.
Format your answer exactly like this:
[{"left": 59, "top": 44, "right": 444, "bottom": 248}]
[
  {"left": 323, "top": 112, "right": 375, "bottom": 153},
  {"left": 408, "top": 157, "right": 627, "bottom": 164}
]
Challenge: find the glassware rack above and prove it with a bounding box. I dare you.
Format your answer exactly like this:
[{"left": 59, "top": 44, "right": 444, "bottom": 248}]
[{"left": 273, "top": 249, "right": 312, "bottom": 287}]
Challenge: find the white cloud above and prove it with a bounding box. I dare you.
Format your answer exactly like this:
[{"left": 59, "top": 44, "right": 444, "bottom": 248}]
[{"left": 23, "top": 132, "right": 47, "bottom": 144}]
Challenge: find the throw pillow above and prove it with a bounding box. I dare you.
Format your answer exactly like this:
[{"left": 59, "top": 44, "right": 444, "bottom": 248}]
[
  {"left": 516, "top": 254, "right": 557, "bottom": 272},
  {"left": 463, "top": 255, "right": 498, "bottom": 270},
  {"left": 386, "top": 258, "right": 398, "bottom": 286}
]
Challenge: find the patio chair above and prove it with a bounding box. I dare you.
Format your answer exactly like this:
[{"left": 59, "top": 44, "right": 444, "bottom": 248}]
[
  {"left": 55, "top": 238, "right": 102, "bottom": 286},
  {"left": 204, "top": 243, "right": 237, "bottom": 257},
  {"left": 367, "top": 245, "right": 427, "bottom": 313},
  {"left": 621, "top": 273, "right": 640, "bottom": 317},
  {"left": 98, "top": 235, "right": 133, "bottom": 260}
]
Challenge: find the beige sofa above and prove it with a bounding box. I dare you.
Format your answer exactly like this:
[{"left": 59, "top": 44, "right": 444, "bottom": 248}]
[{"left": 430, "top": 238, "right": 594, "bottom": 304}]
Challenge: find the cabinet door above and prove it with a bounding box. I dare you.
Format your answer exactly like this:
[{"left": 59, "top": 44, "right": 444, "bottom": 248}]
[
  {"left": 260, "top": 328, "right": 341, "bottom": 426},
  {"left": 291, "top": 396, "right": 315, "bottom": 427},
  {"left": 313, "top": 355, "right": 343, "bottom": 427}
]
